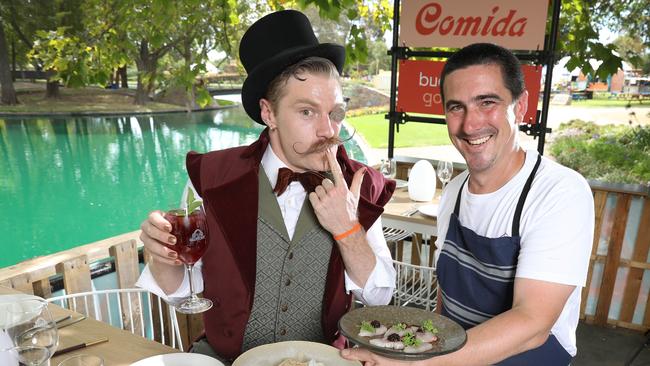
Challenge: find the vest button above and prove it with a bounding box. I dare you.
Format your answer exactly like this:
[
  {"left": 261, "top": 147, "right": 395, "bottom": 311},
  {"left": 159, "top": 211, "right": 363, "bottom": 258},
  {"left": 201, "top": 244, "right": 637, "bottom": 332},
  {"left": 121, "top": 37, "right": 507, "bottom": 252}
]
[
  {"left": 281, "top": 304, "right": 288, "bottom": 312},
  {"left": 223, "top": 329, "right": 233, "bottom": 337},
  {"left": 280, "top": 328, "right": 287, "bottom": 336},
  {"left": 288, "top": 252, "right": 294, "bottom": 260},
  {"left": 285, "top": 278, "right": 291, "bottom": 286}
]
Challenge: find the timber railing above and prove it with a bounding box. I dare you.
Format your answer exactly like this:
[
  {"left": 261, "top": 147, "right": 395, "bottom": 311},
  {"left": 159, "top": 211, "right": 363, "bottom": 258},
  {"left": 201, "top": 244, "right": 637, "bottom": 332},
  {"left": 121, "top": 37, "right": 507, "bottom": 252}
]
[
  {"left": 1, "top": 161, "right": 648, "bottom": 334},
  {"left": 0, "top": 230, "right": 203, "bottom": 349}
]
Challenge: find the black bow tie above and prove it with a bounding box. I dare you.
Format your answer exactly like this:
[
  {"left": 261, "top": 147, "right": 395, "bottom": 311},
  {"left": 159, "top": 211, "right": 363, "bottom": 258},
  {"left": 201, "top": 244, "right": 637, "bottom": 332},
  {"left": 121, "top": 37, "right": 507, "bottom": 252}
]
[{"left": 273, "top": 167, "right": 327, "bottom": 196}]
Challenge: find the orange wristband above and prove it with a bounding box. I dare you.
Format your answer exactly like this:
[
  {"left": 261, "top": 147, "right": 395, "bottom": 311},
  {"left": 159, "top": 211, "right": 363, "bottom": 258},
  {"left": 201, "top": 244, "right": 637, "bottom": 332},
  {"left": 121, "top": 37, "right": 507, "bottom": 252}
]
[{"left": 334, "top": 223, "right": 362, "bottom": 241}]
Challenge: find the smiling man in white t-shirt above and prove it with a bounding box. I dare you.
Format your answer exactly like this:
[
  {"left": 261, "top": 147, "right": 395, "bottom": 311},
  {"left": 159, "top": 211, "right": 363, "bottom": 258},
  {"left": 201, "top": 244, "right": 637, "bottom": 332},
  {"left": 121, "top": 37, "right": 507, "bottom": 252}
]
[{"left": 343, "top": 43, "right": 593, "bottom": 366}]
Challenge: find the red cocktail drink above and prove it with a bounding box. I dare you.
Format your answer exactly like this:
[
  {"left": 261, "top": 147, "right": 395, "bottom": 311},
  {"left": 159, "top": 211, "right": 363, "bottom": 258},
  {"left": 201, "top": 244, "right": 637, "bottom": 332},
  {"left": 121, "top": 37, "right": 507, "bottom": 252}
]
[
  {"left": 163, "top": 205, "right": 212, "bottom": 314},
  {"left": 164, "top": 209, "right": 208, "bottom": 265}
]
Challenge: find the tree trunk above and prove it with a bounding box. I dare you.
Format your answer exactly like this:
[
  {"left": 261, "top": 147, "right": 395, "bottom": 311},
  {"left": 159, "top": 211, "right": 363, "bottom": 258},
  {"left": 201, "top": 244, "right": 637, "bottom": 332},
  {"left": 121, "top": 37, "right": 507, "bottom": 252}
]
[
  {"left": 182, "top": 39, "right": 196, "bottom": 111},
  {"left": 45, "top": 79, "right": 60, "bottom": 98},
  {"left": 134, "top": 41, "right": 151, "bottom": 105},
  {"left": 0, "top": 18, "right": 18, "bottom": 105},
  {"left": 118, "top": 66, "right": 128, "bottom": 88}
]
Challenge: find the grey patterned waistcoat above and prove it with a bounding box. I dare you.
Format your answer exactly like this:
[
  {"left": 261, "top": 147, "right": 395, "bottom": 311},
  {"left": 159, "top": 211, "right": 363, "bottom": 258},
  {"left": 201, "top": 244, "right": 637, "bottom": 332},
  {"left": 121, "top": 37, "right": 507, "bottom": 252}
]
[{"left": 240, "top": 169, "right": 334, "bottom": 352}]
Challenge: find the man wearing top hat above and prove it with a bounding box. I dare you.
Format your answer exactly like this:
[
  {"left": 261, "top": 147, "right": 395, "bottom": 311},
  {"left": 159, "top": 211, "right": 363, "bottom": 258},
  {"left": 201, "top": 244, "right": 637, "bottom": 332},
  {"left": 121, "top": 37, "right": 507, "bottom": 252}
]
[{"left": 136, "top": 9, "right": 396, "bottom": 363}]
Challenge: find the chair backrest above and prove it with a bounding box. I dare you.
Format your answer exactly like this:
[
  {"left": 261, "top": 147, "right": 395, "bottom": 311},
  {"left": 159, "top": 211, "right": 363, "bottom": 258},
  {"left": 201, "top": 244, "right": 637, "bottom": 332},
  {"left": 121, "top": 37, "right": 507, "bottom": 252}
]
[
  {"left": 393, "top": 260, "right": 437, "bottom": 311},
  {"left": 47, "top": 288, "right": 183, "bottom": 351}
]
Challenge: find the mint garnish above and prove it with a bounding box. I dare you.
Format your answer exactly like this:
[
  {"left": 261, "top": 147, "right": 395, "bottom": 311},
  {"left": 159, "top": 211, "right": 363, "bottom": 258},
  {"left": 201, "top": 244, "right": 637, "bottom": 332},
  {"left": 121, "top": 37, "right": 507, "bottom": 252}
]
[
  {"left": 186, "top": 189, "right": 203, "bottom": 214},
  {"left": 401, "top": 332, "right": 421, "bottom": 347},
  {"left": 360, "top": 321, "right": 375, "bottom": 333},
  {"left": 422, "top": 319, "right": 438, "bottom": 334}
]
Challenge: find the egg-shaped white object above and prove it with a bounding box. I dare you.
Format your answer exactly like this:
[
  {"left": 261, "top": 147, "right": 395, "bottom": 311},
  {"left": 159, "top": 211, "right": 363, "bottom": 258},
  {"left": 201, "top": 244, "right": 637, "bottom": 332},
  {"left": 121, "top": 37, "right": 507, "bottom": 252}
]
[{"left": 408, "top": 160, "right": 437, "bottom": 202}]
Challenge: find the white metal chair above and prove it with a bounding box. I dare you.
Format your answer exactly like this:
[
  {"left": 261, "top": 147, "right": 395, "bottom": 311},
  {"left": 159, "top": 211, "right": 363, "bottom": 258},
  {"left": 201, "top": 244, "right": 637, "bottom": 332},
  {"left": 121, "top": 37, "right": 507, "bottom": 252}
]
[
  {"left": 47, "top": 288, "right": 183, "bottom": 351},
  {"left": 392, "top": 259, "right": 437, "bottom": 311},
  {"left": 383, "top": 226, "right": 414, "bottom": 261}
]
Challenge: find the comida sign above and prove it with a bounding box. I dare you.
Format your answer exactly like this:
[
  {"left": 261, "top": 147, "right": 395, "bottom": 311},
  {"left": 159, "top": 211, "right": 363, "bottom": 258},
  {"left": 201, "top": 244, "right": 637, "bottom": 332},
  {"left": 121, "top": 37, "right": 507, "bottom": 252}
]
[
  {"left": 399, "top": 0, "right": 549, "bottom": 50},
  {"left": 397, "top": 59, "right": 542, "bottom": 124}
]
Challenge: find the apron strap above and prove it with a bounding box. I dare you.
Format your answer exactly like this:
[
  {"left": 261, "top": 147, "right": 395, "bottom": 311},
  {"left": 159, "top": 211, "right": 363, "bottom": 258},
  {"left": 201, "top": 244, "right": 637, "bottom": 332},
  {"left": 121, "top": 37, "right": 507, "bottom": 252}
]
[
  {"left": 511, "top": 154, "right": 542, "bottom": 237},
  {"left": 453, "top": 175, "right": 470, "bottom": 216}
]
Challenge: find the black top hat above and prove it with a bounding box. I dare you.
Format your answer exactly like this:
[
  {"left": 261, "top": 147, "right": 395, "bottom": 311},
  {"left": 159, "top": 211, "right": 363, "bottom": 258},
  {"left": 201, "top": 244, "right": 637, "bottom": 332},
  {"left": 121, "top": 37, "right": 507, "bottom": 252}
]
[{"left": 239, "top": 10, "right": 345, "bottom": 125}]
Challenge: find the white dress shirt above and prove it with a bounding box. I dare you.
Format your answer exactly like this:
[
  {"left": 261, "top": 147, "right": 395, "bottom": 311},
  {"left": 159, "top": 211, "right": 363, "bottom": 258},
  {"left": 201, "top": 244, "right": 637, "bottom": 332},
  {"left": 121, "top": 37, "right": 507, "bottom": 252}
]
[{"left": 136, "top": 145, "right": 396, "bottom": 305}]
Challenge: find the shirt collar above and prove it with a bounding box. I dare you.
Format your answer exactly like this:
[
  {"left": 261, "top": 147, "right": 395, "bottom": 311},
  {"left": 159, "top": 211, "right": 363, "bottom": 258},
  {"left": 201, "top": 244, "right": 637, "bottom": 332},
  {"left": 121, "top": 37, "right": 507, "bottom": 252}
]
[{"left": 261, "top": 144, "right": 289, "bottom": 189}]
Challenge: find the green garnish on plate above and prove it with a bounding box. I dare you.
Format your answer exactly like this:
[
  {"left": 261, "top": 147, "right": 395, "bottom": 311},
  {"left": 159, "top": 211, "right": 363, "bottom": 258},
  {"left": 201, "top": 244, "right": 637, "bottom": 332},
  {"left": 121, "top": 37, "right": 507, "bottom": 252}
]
[
  {"left": 422, "top": 319, "right": 438, "bottom": 334},
  {"left": 401, "top": 332, "right": 422, "bottom": 347},
  {"left": 394, "top": 322, "right": 407, "bottom": 331},
  {"left": 360, "top": 321, "right": 375, "bottom": 333}
]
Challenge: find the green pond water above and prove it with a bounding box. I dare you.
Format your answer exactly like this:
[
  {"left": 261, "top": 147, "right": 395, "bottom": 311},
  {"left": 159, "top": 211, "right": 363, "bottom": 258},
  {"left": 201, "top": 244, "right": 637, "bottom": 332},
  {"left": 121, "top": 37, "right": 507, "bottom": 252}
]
[{"left": 0, "top": 106, "right": 366, "bottom": 268}]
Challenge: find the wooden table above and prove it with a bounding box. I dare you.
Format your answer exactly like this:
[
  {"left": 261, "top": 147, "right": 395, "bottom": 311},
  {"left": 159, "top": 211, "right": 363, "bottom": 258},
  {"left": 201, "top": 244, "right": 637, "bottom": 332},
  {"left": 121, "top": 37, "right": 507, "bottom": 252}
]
[
  {"left": 1, "top": 286, "right": 178, "bottom": 366},
  {"left": 381, "top": 186, "right": 440, "bottom": 266}
]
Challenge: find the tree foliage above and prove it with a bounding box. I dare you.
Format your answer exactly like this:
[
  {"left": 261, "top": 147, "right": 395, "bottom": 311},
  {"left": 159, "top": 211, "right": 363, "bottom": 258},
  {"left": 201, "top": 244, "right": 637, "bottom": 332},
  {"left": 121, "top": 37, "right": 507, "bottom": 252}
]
[
  {"left": 612, "top": 35, "right": 650, "bottom": 72},
  {"left": 555, "top": 0, "right": 622, "bottom": 80},
  {"left": 0, "top": 0, "right": 643, "bottom": 107},
  {"left": 590, "top": 0, "right": 649, "bottom": 47}
]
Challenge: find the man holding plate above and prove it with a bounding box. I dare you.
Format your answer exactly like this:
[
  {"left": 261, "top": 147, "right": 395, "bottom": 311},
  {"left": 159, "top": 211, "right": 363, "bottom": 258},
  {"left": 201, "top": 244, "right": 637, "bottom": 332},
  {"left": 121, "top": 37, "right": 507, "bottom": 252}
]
[
  {"left": 343, "top": 44, "right": 594, "bottom": 365},
  {"left": 136, "top": 9, "right": 396, "bottom": 364}
]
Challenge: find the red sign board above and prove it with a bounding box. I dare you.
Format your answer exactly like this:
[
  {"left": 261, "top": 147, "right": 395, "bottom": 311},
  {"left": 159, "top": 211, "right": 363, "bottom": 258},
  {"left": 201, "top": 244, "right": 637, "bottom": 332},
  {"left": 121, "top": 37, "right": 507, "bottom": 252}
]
[
  {"left": 396, "top": 59, "right": 542, "bottom": 124},
  {"left": 399, "top": 0, "right": 549, "bottom": 50}
]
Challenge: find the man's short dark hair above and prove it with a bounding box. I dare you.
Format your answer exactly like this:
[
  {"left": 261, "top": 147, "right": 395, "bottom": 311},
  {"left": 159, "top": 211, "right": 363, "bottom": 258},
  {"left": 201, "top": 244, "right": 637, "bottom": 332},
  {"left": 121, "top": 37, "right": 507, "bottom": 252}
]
[
  {"left": 440, "top": 43, "right": 525, "bottom": 102},
  {"left": 265, "top": 56, "right": 340, "bottom": 110}
]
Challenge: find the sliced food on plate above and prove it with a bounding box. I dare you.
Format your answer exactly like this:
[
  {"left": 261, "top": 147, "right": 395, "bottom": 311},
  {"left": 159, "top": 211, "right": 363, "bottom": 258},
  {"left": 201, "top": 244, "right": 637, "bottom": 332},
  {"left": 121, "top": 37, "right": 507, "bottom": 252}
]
[{"left": 359, "top": 319, "right": 439, "bottom": 353}]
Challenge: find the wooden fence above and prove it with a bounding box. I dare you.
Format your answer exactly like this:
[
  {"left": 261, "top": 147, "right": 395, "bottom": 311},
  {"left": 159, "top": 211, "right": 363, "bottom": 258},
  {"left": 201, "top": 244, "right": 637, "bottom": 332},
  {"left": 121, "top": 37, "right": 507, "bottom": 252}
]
[{"left": 0, "top": 231, "right": 203, "bottom": 349}]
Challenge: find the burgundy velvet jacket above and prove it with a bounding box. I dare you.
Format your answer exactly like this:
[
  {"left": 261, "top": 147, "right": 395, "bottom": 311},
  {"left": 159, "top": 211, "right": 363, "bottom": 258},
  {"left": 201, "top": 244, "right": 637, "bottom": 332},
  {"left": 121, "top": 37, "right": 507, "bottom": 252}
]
[{"left": 185, "top": 129, "right": 395, "bottom": 360}]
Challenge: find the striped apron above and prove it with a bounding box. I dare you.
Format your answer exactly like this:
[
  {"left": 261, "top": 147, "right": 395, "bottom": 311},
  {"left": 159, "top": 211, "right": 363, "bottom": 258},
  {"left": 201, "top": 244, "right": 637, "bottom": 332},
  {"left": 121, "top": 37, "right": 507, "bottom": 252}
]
[{"left": 437, "top": 155, "right": 572, "bottom": 365}]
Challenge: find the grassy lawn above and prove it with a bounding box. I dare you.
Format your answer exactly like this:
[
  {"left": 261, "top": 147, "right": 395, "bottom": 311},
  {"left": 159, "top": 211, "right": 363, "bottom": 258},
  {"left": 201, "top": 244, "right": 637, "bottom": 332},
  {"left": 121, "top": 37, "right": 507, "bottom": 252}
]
[
  {"left": 346, "top": 113, "right": 451, "bottom": 148},
  {"left": 559, "top": 98, "right": 650, "bottom": 108}
]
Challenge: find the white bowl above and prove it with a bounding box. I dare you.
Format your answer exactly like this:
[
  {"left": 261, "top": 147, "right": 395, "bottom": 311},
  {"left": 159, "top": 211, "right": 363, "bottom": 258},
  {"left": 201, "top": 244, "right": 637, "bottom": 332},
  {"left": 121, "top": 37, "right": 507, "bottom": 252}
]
[{"left": 130, "top": 353, "right": 224, "bottom": 366}]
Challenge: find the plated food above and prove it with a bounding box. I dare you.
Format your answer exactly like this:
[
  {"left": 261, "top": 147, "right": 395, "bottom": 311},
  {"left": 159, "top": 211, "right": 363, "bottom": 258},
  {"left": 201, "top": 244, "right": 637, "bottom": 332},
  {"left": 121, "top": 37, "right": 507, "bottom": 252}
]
[
  {"left": 359, "top": 319, "right": 439, "bottom": 353},
  {"left": 339, "top": 305, "right": 467, "bottom": 361}
]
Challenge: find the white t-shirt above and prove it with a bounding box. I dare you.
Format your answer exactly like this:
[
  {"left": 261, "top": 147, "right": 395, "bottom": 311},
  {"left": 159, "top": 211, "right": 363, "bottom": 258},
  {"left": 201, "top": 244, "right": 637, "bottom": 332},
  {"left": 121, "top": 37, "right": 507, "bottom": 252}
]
[{"left": 435, "top": 150, "right": 594, "bottom": 356}]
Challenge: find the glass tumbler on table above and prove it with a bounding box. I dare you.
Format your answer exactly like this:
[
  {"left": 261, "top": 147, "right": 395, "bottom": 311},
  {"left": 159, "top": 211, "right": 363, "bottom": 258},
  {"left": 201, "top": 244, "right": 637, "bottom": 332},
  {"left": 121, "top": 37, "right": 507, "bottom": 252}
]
[
  {"left": 2, "top": 298, "right": 59, "bottom": 366},
  {"left": 57, "top": 354, "right": 104, "bottom": 366},
  {"left": 163, "top": 205, "right": 212, "bottom": 314}
]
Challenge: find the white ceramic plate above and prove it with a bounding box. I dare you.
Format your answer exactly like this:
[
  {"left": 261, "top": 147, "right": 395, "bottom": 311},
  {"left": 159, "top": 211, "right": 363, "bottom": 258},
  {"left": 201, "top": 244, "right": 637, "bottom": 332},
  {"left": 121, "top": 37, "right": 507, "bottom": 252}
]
[
  {"left": 417, "top": 204, "right": 439, "bottom": 217},
  {"left": 131, "top": 353, "right": 224, "bottom": 366},
  {"left": 232, "top": 341, "right": 361, "bottom": 366},
  {"left": 394, "top": 179, "right": 408, "bottom": 189}
]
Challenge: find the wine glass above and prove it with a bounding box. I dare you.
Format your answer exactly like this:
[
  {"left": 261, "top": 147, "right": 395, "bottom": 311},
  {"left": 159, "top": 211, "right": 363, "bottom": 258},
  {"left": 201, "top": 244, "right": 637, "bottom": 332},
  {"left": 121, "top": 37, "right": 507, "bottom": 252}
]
[
  {"left": 1, "top": 298, "right": 59, "bottom": 366},
  {"left": 163, "top": 204, "right": 212, "bottom": 314},
  {"left": 436, "top": 160, "right": 453, "bottom": 198},
  {"left": 380, "top": 158, "right": 396, "bottom": 180}
]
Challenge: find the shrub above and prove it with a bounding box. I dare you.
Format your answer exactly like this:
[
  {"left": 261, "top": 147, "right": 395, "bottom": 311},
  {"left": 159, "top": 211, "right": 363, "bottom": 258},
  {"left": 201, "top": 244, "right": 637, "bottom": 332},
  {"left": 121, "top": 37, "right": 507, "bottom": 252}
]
[{"left": 549, "top": 120, "right": 650, "bottom": 185}]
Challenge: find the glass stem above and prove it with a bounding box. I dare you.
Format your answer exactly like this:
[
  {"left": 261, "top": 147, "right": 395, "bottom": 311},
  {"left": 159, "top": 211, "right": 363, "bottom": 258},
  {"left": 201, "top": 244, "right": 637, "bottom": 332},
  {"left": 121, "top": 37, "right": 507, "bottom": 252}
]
[{"left": 186, "top": 264, "right": 199, "bottom": 301}]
